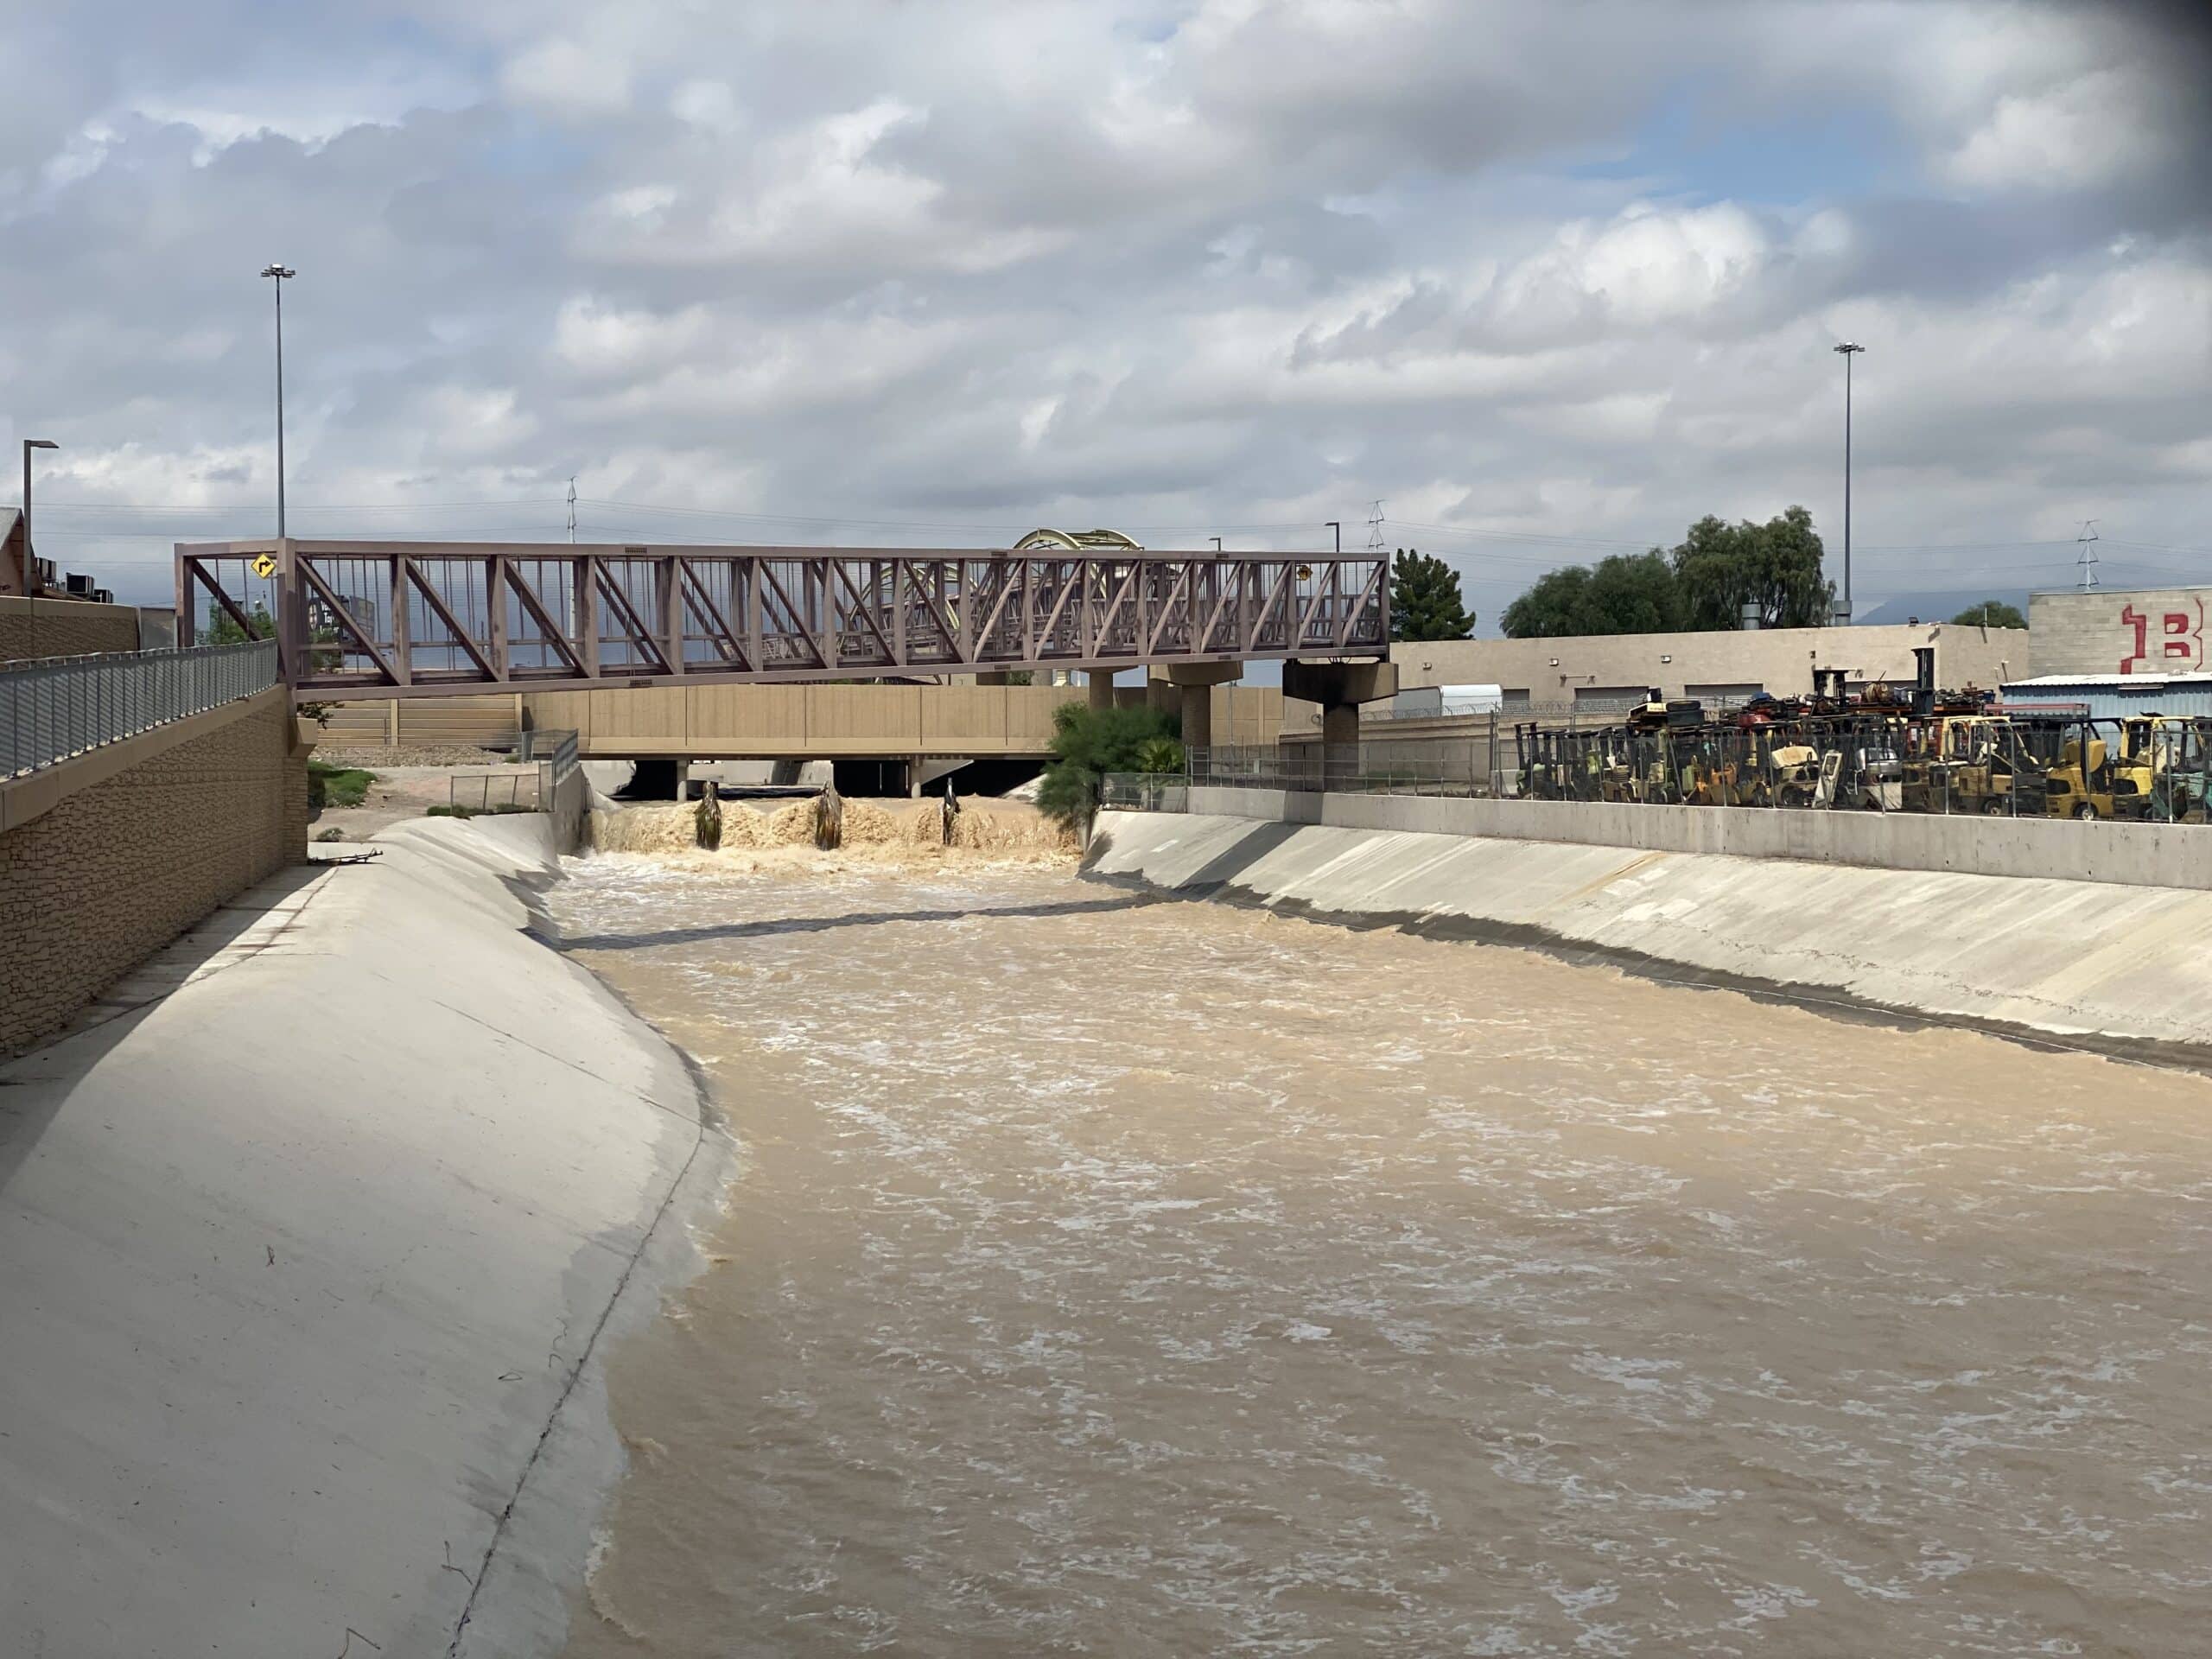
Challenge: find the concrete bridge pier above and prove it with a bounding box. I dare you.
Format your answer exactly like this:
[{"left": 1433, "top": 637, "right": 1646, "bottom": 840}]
[
  {"left": 1283, "top": 658, "right": 1397, "bottom": 788},
  {"left": 1088, "top": 669, "right": 1116, "bottom": 712},
  {"left": 1154, "top": 662, "right": 1243, "bottom": 756}
]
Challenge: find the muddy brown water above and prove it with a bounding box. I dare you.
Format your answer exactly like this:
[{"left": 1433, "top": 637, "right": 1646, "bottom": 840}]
[{"left": 547, "top": 849, "right": 2212, "bottom": 1658}]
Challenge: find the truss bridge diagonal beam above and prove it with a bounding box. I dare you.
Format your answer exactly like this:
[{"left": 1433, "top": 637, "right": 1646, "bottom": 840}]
[{"left": 173, "top": 541, "right": 1390, "bottom": 700}]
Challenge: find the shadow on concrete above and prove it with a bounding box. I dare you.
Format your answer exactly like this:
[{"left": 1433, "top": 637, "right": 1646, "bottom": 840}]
[
  {"left": 0, "top": 862, "right": 334, "bottom": 1195},
  {"left": 554, "top": 892, "right": 1161, "bottom": 954},
  {"left": 1084, "top": 816, "right": 1305, "bottom": 902}
]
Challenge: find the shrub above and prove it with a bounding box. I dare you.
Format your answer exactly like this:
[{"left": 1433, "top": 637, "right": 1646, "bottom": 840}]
[
  {"left": 1036, "top": 702, "right": 1179, "bottom": 827},
  {"left": 307, "top": 761, "right": 374, "bottom": 810}
]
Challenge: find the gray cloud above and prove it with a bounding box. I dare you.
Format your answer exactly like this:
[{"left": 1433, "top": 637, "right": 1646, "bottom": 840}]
[{"left": 5, "top": 0, "right": 2206, "bottom": 621}]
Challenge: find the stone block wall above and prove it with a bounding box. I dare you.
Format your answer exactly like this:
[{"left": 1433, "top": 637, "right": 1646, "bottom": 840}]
[
  {"left": 0, "top": 594, "right": 142, "bottom": 664},
  {"left": 0, "top": 692, "right": 304, "bottom": 1052},
  {"left": 2031, "top": 588, "right": 2212, "bottom": 678}
]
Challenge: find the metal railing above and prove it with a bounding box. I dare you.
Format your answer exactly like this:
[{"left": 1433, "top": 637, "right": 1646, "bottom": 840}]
[
  {"left": 522, "top": 726, "right": 580, "bottom": 809},
  {"left": 2, "top": 639, "right": 280, "bottom": 780},
  {"left": 532, "top": 728, "right": 579, "bottom": 786}
]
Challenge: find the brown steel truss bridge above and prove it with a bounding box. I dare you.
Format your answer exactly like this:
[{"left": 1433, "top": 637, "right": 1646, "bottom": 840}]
[{"left": 174, "top": 541, "right": 1389, "bottom": 699}]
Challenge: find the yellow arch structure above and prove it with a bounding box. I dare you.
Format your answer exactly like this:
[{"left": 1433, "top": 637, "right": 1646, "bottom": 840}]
[{"left": 1010, "top": 528, "right": 1145, "bottom": 553}]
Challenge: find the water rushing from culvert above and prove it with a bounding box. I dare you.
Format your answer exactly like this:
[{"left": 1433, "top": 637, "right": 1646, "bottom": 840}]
[
  {"left": 587, "top": 798, "right": 1077, "bottom": 861},
  {"left": 547, "top": 855, "right": 2212, "bottom": 1658}
]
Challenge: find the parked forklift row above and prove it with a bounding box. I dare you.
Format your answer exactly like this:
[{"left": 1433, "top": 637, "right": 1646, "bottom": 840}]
[{"left": 1513, "top": 651, "right": 2212, "bottom": 823}]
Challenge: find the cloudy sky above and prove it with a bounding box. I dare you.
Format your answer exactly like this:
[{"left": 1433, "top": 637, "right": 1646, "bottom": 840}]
[{"left": 5, "top": 0, "right": 2209, "bottom": 624}]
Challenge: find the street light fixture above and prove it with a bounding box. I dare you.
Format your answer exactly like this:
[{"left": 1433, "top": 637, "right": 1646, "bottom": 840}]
[
  {"left": 21, "top": 438, "right": 58, "bottom": 596},
  {"left": 1325, "top": 520, "right": 1341, "bottom": 554},
  {"left": 262, "top": 264, "right": 296, "bottom": 538},
  {"left": 1834, "top": 341, "right": 1865, "bottom": 625}
]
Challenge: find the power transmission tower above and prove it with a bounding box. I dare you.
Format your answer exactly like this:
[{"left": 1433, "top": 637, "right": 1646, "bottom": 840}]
[
  {"left": 2075, "top": 518, "right": 2100, "bottom": 591},
  {"left": 1366, "top": 499, "right": 1386, "bottom": 552}
]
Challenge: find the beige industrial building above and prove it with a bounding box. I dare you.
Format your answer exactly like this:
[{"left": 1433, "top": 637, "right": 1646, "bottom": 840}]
[{"left": 1388, "top": 620, "right": 2029, "bottom": 713}]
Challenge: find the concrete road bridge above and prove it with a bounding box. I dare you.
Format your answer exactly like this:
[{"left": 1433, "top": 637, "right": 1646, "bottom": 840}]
[{"left": 176, "top": 541, "right": 1389, "bottom": 697}]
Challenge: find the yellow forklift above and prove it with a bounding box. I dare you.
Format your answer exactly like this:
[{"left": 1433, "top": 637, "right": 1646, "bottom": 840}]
[
  {"left": 2111, "top": 715, "right": 2212, "bottom": 823},
  {"left": 2039, "top": 726, "right": 2113, "bottom": 820}
]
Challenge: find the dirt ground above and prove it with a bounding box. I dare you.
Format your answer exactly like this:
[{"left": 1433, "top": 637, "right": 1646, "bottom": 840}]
[
  {"left": 314, "top": 744, "right": 511, "bottom": 768},
  {"left": 312, "top": 766, "right": 539, "bottom": 839}
]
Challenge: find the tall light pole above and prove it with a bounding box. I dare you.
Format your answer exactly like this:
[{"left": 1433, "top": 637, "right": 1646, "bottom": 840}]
[
  {"left": 1833, "top": 341, "right": 1865, "bottom": 624},
  {"left": 262, "top": 264, "right": 296, "bottom": 538},
  {"left": 1325, "top": 520, "right": 1341, "bottom": 555},
  {"left": 22, "top": 439, "right": 58, "bottom": 596}
]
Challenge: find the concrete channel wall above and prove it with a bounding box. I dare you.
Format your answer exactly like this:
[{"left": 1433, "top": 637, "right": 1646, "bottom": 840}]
[
  {"left": 1186, "top": 786, "right": 2212, "bottom": 891},
  {"left": 1087, "top": 806, "right": 2212, "bottom": 1054},
  {"left": 0, "top": 816, "right": 726, "bottom": 1656}
]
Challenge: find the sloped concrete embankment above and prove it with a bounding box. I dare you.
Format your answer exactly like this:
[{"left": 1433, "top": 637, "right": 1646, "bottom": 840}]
[
  {"left": 0, "top": 814, "right": 728, "bottom": 1658},
  {"left": 1085, "top": 809, "right": 2212, "bottom": 1055}
]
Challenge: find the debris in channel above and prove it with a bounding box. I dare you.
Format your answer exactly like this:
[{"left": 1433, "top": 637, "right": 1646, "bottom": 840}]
[{"left": 696, "top": 781, "right": 723, "bottom": 851}]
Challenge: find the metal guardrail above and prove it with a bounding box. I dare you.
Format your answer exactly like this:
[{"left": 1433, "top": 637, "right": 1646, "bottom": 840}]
[{"left": 1, "top": 639, "right": 280, "bottom": 781}]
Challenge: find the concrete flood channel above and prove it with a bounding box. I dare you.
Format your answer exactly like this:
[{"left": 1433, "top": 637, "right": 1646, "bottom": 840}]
[{"left": 6, "top": 801, "right": 2212, "bottom": 1654}]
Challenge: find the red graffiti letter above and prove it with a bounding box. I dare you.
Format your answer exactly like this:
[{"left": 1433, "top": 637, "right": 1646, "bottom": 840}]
[
  {"left": 2160, "top": 601, "right": 2207, "bottom": 667},
  {"left": 2120, "top": 605, "right": 2148, "bottom": 675}
]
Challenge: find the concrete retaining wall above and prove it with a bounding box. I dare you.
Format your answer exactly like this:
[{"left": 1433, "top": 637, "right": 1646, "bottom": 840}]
[
  {"left": 1188, "top": 786, "right": 2212, "bottom": 891},
  {"left": 548, "top": 760, "right": 589, "bottom": 852},
  {"left": 0, "top": 689, "right": 307, "bottom": 1052},
  {"left": 1088, "top": 808, "right": 2212, "bottom": 1053}
]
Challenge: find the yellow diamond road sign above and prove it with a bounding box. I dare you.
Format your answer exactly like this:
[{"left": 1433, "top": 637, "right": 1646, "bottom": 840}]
[{"left": 250, "top": 553, "right": 278, "bottom": 579}]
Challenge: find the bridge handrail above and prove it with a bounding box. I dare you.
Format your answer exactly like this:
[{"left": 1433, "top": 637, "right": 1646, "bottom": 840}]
[{"left": 2, "top": 639, "right": 281, "bottom": 782}]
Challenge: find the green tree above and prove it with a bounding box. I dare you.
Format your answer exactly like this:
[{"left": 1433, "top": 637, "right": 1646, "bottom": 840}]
[
  {"left": 203, "top": 600, "right": 345, "bottom": 671},
  {"left": 1670, "top": 506, "right": 1835, "bottom": 631},
  {"left": 1035, "top": 702, "right": 1179, "bottom": 828},
  {"left": 1389, "top": 549, "right": 1474, "bottom": 641},
  {"left": 1499, "top": 550, "right": 1684, "bottom": 639},
  {"left": 204, "top": 602, "right": 275, "bottom": 645},
  {"left": 1950, "top": 599, "right": 2026, "bottom": 629}
]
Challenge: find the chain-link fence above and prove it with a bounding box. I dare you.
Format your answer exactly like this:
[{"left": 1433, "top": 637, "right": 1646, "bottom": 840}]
[
  {"left": 2, "top": 639, "right": 280, "bottom": 780},
  {"left": 1192, "top": 744, "right": 1485, "bottom": 795},
  {"left": 1141, "top": 709, "right": 2212, "bottom": 824},
  {"left": 1099, "top": 773, "right": 1187, "bottom": 813},
  {"left": 448, "top": 769, "right": 546, "bottom": 812}
]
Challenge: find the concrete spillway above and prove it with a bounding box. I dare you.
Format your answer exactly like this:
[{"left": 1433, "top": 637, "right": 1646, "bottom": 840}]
[
  {"left": 1085, "top": 807, "right": 2212, "bottom": 1057},
  {"left": 0, "top": 818, "right": 728, "bottom": 1657}
]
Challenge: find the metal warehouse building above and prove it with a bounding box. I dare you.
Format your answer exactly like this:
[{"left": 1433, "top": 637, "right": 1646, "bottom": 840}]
[{"left": 2000, "top": 672, "right": 2212, "bottom": 721}]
